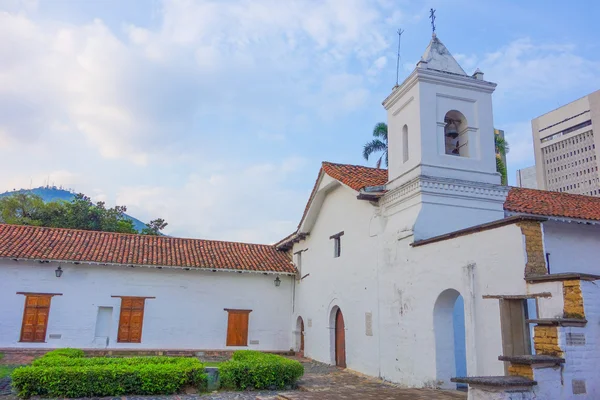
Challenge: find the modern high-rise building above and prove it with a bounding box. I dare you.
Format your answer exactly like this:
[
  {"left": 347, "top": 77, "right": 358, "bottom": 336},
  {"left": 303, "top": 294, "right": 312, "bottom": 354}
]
[{"left": 531, "top": 89, "right": 600, "bottom": 196}]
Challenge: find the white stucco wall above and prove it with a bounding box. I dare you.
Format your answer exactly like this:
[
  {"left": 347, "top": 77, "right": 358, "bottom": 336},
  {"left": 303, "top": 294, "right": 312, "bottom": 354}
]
[
  {"left": 292, "top": 182, "right": 381, "bottom": 377},
  {"left": 542, "top": 221, "right": 600, "bottom": 275},
  {"left": 292, "top": 175, "right": 535, "bottom": 388},
  {"left": 376, "top": 222, "right": 529, "bottom": 388},
  {"left": 554, "top": 280, "right": 600, "bottom": 399},
  {"left": 0, "top": 260, "right": 293, "bottom": 350}
]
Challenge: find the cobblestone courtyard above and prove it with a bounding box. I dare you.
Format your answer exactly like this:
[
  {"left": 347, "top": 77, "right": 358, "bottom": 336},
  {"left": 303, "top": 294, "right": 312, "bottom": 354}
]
[{"left": 1, "top": 354, "right": 466, "bottom": 399}]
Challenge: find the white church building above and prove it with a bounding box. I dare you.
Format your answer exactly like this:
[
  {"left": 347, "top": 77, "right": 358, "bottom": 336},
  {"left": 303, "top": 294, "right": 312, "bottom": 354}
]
[{"left": 2, "top": 34, "right": 600, "bottom": 399}]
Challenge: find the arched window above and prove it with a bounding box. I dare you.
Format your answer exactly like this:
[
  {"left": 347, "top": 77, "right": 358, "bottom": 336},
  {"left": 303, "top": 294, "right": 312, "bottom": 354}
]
[
  {"left": 444, "top": 110, "right": 469, "bottom": 157},
  {"left": 402, "top": 124, "right": 409, "bottom": 163}
]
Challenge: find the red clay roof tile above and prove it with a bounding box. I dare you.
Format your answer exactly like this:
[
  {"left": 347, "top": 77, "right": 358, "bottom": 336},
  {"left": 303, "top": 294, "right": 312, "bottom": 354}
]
[
  {"left": 322, "top": 162, "right": 388, "bottom": 191},
  {"left": 504, "top": 187, "right": 600, "bottom": 221},
  {"left": 0, "top": 224, "right": 295, "bottom": 274}
]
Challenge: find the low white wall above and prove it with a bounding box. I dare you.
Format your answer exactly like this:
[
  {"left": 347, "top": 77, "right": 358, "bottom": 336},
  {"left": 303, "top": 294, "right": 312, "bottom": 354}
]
[
  {"left": 0, "top": 260, "right": 293, "bottom": 350},
  {"left": 543, "top": 221, "right": 600, "bottom": 275}
]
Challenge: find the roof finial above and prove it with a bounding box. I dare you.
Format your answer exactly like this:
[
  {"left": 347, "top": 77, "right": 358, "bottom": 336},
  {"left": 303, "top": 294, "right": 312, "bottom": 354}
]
[{"left": 429, "top": 8, "right": 436, "bottom": 37}]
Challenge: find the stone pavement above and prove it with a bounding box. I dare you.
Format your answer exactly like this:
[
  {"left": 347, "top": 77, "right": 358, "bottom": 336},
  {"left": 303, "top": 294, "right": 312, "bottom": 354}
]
[{"left": 274, "top": 358, "right": 467, "bottom": 400}]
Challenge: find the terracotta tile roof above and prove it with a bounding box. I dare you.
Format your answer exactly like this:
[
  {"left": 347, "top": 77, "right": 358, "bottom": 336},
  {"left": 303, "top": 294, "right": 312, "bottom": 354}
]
[
  {"left": 504, "top": 187, "right": 600, "bottom": 221},
  {"left": 322, "top": 162, "right": 388, "bottom": 191},
  {"left": 276, "top": 162, "right": 388, "bottom": 249},
  {"left": 0, "top": 224, "right": 295, "bottom": 274}
]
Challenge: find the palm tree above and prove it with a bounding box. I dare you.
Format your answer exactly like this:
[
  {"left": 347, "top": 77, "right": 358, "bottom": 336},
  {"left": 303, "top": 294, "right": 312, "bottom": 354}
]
[
  {"left": 363, "top": 122, "right": 388, "bottom": 168},
  {"left": 495, "top": 134, "right": 510, "bottom": 185}
]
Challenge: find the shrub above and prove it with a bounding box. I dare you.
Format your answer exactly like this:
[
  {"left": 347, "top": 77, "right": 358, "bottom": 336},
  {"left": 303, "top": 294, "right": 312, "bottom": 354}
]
[
  {"left": 12, "top": 356, "right": 207, "bottom": 398},
  {"left": 42, "top": 348, "right": 85, "bottom": 358},
  {"left": 33, "top": 355, "right": 186, "bottom": 367},
  {"left": 220, "top": 351, "right": 303, "bottom": 390}
]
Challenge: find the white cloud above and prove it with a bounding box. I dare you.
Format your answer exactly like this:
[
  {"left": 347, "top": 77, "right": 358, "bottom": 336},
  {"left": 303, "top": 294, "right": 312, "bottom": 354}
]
[
  {"left": 463, "top": 38, "right": 600, "bottom": 101},
  {"left": 116, "top": 157, "right": 308, "bottom": 243}
]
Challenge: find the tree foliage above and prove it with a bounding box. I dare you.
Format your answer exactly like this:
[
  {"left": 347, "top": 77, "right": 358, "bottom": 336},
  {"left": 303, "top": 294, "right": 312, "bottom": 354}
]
[
  {"left": 363, "top": 122, "right": 388, "bottom": 168},
  {"left": 0, "top": 193, "right": 167, "bottom": 235},
  {"left": 495, "top": 134, "right": 510, "bottom": 185},
  {"left": 141, "top": 218, "right": 168, "bottom": 236}
]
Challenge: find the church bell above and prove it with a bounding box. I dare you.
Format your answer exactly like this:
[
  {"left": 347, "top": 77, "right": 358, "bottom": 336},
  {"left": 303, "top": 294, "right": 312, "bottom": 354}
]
[{"left": 445, "top": 120, "right": 458, "bottom": 139}]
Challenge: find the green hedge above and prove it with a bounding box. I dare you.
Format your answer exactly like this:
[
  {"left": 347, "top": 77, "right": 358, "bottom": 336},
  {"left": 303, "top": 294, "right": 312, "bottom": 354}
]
[
  {"left": 42, "top": 348, "right": 85, "bottom": 358},
  {"left": 33, "top": 355, "right": 187, "bottom": 367},
  {"left": 220, "top": 350, "right": 303, "bottom": 390},
  {"left": 12, "top": 357, "right": 207, "bottom": 398}
]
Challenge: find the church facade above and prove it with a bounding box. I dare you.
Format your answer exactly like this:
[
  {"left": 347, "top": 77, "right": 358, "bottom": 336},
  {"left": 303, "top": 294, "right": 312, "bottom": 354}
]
[{"left": 2, "top": 34, "right": 600, "bottom": 399}]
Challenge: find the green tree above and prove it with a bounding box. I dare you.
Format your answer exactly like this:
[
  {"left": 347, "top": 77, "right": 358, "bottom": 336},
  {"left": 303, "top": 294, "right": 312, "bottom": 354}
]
[
  {"left": 495, "top": 135, "right": 510, "bottom": 185},
  {"left": 362, "top": 122, "right": 388, "bottom": 169},
  {"left": 141, "top": 218, "right": 168, "bottom": 235},
  {"left": 0, "top": 192, "right": 165, "bottom": 235},
  {"left": 0, "top": 193, "right": 46, "bottom": 225}
]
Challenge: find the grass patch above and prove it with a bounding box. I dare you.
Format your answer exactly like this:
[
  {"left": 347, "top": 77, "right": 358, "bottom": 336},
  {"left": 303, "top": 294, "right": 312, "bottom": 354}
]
[{"left": 0, "top": 366, "right": 17, "bottom": 379}]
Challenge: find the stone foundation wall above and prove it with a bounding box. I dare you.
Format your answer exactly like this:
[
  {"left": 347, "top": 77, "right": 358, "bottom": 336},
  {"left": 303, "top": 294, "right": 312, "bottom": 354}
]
[
  {"left": 507, "top": 364, "right": 533, "bottom": 380},
  {"left": 516, "top": 221, "right": 547, "bottom": 277},
  {"left": 563, "top": 280, "right": 585, "bottom": 319},
  {"left": 533, "top": 326, "right": 562, "bottom": 356}
]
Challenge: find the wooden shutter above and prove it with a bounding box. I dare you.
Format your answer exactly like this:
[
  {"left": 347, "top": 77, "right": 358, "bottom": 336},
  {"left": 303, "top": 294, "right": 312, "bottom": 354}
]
[
  {"left": 225, "top": 309, "right": 251, "bottom": 346},
  {"left": 20, "top": 295, "right": 52, "bottom": 343},
  {"left": 117, "top": 297, "right": 146, "bottom": 343}
]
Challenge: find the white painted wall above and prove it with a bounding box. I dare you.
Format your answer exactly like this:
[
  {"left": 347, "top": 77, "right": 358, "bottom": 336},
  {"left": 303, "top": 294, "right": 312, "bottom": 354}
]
[
  {"left": 0, "top": 260, "right": 293, "bottom": 350},
  {"left": 554, "top": 280, "right": 600, "bottom": 399},
  {"left": 542, "top": 221, "right": 600, "bottom": 275},
  {"left": 292, "top": 174, "right": 533, "bottom": 388},
  {"left": 376, "top": 222, "right": 528, "bottom": 387},
  {"left": 292, "top": 181, "right": 381, "bottom": 377}
]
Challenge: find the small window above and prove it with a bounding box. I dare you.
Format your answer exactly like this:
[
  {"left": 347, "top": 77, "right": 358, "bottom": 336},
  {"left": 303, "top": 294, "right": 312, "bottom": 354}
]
[
  {"left": 116, "top": 296, "right": 151, "bottom": 343},
  {"left": 225, "top": 309, "right": 251, "bottom": 346},
  {"left": 330, "top": 231, "right": 344, "bottom": 258},
  {"left": 20, "top": 294, "right": 54, "bottom": 343},
  {"left": 402, "top": 124, "right": 409, "bottom": 163}
]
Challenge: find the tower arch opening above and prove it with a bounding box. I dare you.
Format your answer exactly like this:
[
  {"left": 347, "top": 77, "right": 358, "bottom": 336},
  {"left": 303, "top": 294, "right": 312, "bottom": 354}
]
[{"left": 444, "top": 110, "right": 469, "bottom": 157}]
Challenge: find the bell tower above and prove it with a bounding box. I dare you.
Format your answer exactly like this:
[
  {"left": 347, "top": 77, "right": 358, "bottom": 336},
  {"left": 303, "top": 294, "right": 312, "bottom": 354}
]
[{"left": 380, "top": 33, "right": 508, "bottom": 240}]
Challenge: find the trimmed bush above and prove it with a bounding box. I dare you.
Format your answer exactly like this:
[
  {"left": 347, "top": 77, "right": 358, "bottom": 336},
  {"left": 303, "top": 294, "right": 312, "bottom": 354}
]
[
  {"left": 220, "top": 350, "right": 303, "bottom": 390},
  {"left": 12, "top": 356, "right": 207, "bottom": 398},
  {"left": 42, "top": 348, "right": 85, "bottom": 358},
  {"left": 33, "top": 355, "right": 187, "bottom": 367}
]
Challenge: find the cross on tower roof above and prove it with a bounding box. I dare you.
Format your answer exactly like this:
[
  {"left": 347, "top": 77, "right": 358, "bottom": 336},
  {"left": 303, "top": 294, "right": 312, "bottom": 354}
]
[{"left": 429, "top": 8, "right": 436, "bottom": 35}]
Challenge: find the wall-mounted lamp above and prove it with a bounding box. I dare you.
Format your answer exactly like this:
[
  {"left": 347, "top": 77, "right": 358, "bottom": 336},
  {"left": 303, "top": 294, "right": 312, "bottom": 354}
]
[
  {"left": 274, "top": 276, "right": 281, "bottom": 287},
  {"left": 55, "top": 266, "right": 63, "bottom": 278}
]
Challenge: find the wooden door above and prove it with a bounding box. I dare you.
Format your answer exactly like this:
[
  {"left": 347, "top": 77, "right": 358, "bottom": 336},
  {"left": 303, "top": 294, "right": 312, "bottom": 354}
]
[
  {"left": 226, "top": 309, "right": 251, "bottom": 346},
  {"left": 300, "top": 318, "right": 305, "bottom": 352},
  {"left": 500, "top": 299, "right": 531, "bottom": 372},
  {"left": 20, "top": 295, "right": 51, "bottom": 342},
  {"left": 117, "top": 297, "right": 146, "bottom": 343},
  {"left": 335, "top": 308, "right": 346, "bottom": 368}
]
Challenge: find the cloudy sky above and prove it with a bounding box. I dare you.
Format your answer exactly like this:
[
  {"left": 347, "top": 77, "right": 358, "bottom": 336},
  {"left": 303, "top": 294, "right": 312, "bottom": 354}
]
[{"left": 1, "top": 0, "right": 599, "bottom": 243}]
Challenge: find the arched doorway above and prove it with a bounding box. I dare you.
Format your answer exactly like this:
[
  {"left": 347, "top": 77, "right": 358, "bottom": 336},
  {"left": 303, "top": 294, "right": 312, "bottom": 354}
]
[
  {"left": 434, "top": 289, "right": 467, "bottom": 389},
  {"left": 334, "top": 308, "right": 346, "bottom": 368},
  {"left": 296, "top": 316, "right": 305, "bottom": 355}
]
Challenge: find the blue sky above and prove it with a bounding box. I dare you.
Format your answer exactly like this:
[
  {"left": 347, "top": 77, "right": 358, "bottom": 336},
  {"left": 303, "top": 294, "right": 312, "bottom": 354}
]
[{"left": 1, "top": 0, "right": 599, "bottom": 243}]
